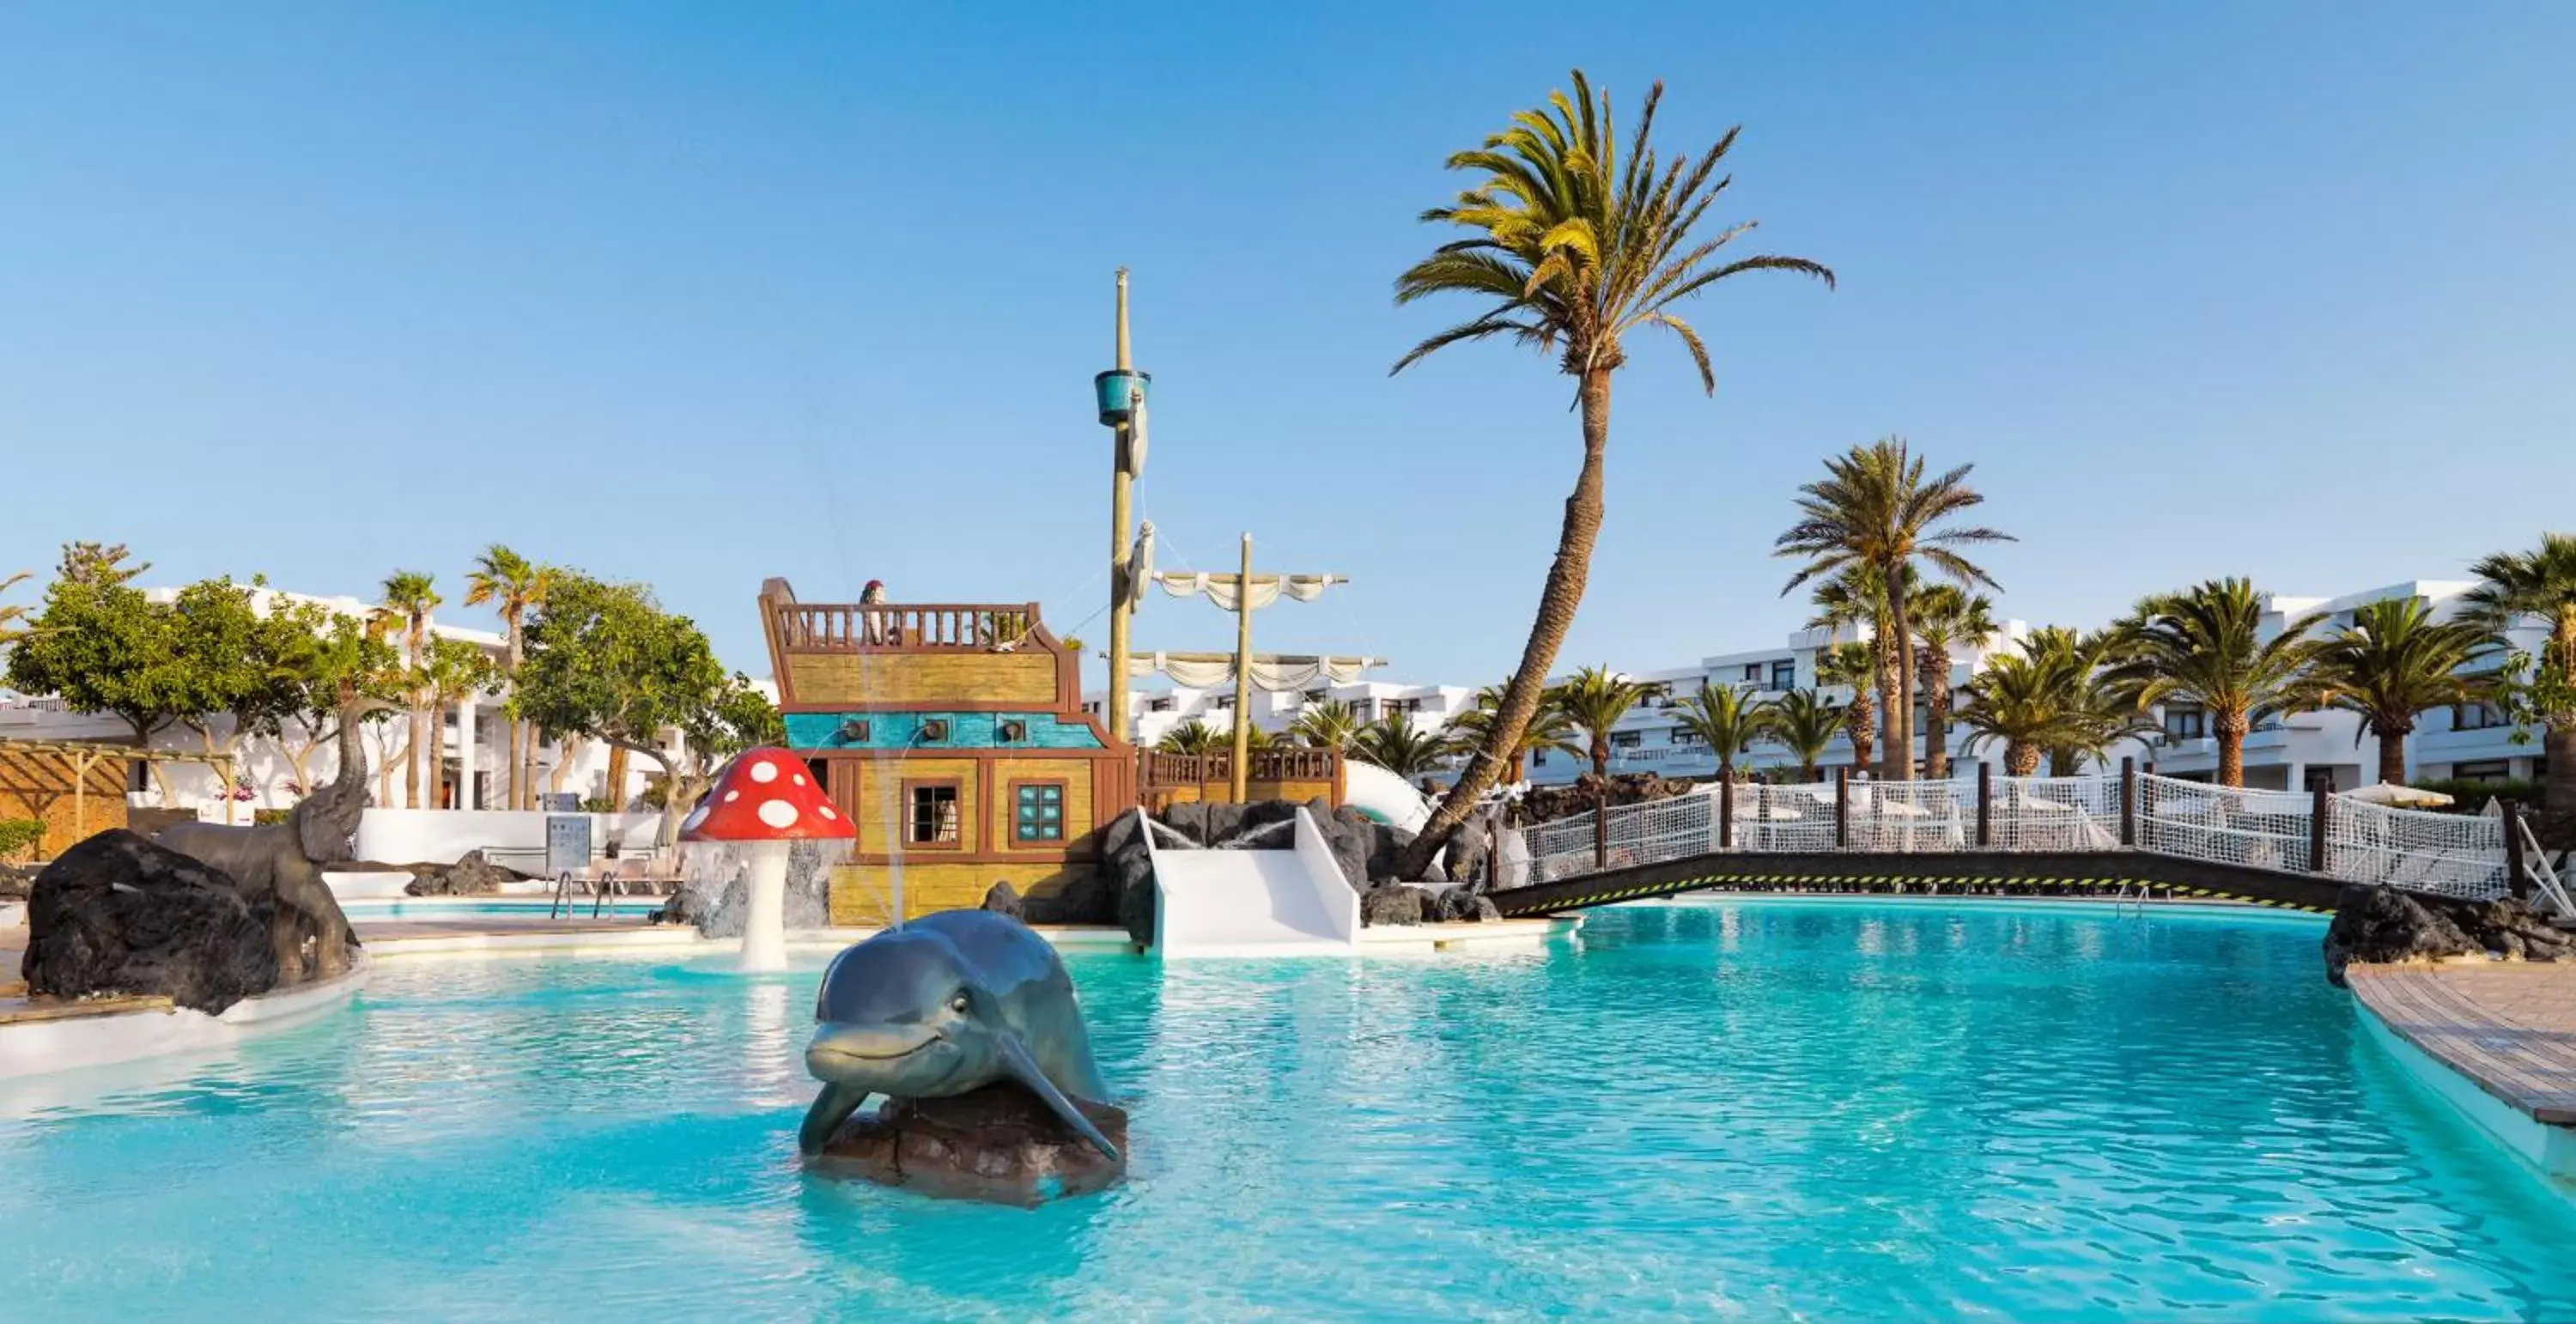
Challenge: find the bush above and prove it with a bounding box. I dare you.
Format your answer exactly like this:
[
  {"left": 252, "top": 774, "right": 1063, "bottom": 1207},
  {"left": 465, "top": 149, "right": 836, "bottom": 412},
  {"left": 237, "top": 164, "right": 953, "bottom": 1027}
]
[
  {"left": 2408, "top": 777, "right": 2544, "bottom": 813},
  {"left": 580, "top": 797, "right": 619, "bottom": 814},
  {"left": 253, "top": 809, "right": 293, "bottom": 826},
  {"left": 0, "top": 817, "right": 42, "bottom": 861}
]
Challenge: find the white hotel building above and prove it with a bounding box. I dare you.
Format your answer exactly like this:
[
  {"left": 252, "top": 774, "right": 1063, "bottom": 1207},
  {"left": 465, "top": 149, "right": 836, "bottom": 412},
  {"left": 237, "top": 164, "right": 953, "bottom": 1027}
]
[{"left": 1088, "top": 577, "right": 2552, "bottom": 795}]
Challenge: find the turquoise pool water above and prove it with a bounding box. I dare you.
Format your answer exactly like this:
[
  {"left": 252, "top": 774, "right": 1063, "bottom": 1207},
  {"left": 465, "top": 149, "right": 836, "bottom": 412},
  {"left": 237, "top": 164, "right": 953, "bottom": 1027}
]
[
  {"left": 340, "top": 899, "right": 664, "bottom": 919},
  {"left": 4, "top": 902, "right": 2573, "bottom": 1320}
]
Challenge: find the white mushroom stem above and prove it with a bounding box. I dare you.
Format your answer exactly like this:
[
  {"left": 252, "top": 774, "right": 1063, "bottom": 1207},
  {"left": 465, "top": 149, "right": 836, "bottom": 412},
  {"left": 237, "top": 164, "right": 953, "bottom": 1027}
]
[{"left": 739, "top": 840, "right": 791, "bottom": 973}]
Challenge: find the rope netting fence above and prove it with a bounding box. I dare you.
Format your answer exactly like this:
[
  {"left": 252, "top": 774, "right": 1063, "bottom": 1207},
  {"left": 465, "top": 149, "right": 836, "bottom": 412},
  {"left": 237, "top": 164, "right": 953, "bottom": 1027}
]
[{"left": 1522, "top": 773, "right": 2508, "bottom": 901}]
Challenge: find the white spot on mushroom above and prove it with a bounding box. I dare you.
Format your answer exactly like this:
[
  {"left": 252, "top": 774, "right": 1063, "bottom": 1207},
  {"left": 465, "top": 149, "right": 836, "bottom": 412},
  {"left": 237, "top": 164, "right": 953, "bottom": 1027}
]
[
  {"left": 756, "top": 799, "right": 799, "bottom": 829},
  {"left": 818, "top": 805, "right": 837, "bottom": 820},
  {"left": 792, "top": 774, "right": 806, "bottom": 787},
  {"left": 724, "top": 790, "right": 740, "bottom": 803},
  {"left": 748, "top": 760, "right": 780, "bottom": 784}
]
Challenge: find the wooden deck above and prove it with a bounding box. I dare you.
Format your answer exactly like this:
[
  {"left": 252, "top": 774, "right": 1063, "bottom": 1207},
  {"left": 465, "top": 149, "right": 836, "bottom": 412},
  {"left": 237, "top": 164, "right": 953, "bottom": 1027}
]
[{"left": 2346, "top": 963, "right": 2576, "bottom": 1126}]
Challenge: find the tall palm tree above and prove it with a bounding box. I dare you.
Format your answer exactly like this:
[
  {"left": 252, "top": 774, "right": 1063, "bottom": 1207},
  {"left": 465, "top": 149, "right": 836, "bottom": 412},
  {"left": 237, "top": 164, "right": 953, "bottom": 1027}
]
[
  {"left": 2103, "top": 579, "right": 2322, "bottom": 788},
  {"left": 1444, "top": 682, "right": 1581, "bottom": 781},
  {"left": 1353, "top": 715, "right": 1450, "bottom": 780},
  {"left": 1776, "top": 439, "right": 2012, "bottom": 780},
  {"left": 1814, "top": 641, "right": 1879, "bottom": 774},
  {"left": 1553, "top": 665, "right": 1652, "bottom": 780},
  {"left": 1765, "top": 689, "right": 1844, "bottom": 781},
  {"left": 415, "top": 638, "right": 498, "bottom": 809},
  {"left": 2463, "top": 533, "right": 2576, "bottom": 816},
  {"left": 1671, "top": 680, "right": 1774, "bottom": 782},
  {"left": 464, "top": 544, "right": 554, "bottom": 810},
  {"left": 1807, "top": 563, "right": 1908, "bottom": 770},
  {"left": 1910, "top": 585, "right": 1996, "bottom": 779},
  {"left": 1388, "top": 70, "right": 1832, "bottom": 878},
  {"left": 1287, "top": 698, "right": 1364, "bottom": 756},
  {"left": 2023, "top": 626, "right": 2157, "bottom": 777},
  {"left": 2300, "top": 598, "right": 2498, "bottom": 788},
  {"left": 375, "top": 570, "right": 440, "bottom": 809}
]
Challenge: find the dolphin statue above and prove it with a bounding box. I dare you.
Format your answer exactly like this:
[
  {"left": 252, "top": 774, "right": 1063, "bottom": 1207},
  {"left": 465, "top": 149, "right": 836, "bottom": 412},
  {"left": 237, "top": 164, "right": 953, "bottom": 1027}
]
[{"left": 799, "top": 908, "right": 1119, "bottom": 1161}]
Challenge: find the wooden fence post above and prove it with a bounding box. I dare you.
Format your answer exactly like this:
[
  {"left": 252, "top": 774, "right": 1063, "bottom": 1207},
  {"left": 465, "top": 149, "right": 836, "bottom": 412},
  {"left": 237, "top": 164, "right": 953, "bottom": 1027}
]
[
  {"left": 1835, "top": 767, "right": 1850, "bottom": 849},
  {"left": 2504, "top": 799, "right": 2531, "bottom": 900},
  {"left": 2119, "top": 757, "right": 2136, "bottom": 847},
  {"left": 1975, "top": 762, "right": 1991, "bottom": 847},
  {"left": 2309, "top": 782, "right": 2331, "bottom": 874}
]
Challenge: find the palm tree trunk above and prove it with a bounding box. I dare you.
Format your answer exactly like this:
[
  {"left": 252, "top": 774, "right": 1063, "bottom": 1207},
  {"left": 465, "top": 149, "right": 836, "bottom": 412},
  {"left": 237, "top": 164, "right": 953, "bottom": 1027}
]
[
  {"left": 2215, "top": 708, "right": 2247, "bottom": 788},
  {"left": 1845, "top": 696, "right": 1875, "bottom": 774},
  {"left": 1886, "top": 571, "right": 1917, "bottom": 780},
  {"left": 1921, "top": 646, "right": 1951, "bottom": 780},
  {"left": 1397, "top": 367, "right": 1612, "bottom": 879},
  {"left": 2377, "top": 722, "right": 2409, "bottom": 788},
  {"left": 2544, "top": 722, "right": 2576, "bottom": 817},
  {"left": 2008, "top": 742, "right": 2040, "bottom": 776}
]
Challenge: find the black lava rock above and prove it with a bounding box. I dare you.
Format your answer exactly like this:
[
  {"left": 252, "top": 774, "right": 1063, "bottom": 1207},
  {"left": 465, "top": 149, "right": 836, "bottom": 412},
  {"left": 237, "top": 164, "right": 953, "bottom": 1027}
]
[{"left": 21, "top": 830, "right": 282, "bottom": 1014}]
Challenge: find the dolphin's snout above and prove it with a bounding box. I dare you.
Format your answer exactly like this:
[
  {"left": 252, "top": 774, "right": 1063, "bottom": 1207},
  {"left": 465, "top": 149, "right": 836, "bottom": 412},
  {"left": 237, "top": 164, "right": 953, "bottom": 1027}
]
[{"left": 805, "top": 1023, "right": 940, "bottom": 1071}]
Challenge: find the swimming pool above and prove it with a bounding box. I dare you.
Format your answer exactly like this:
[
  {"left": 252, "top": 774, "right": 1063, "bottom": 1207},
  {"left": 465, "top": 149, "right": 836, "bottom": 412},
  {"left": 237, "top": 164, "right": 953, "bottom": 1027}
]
[
  {"left": 3, "top": 902, "right": 2572, "bottom": 1319},
  {"left": 338, "top": 898, "right": 665, "bottom": 920}
]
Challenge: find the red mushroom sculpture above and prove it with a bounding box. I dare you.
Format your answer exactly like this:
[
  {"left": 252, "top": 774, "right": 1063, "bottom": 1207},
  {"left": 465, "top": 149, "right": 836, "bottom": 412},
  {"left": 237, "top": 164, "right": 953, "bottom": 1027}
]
[{"left": 679, "top": 748, "right": 853, "bottom": 971}]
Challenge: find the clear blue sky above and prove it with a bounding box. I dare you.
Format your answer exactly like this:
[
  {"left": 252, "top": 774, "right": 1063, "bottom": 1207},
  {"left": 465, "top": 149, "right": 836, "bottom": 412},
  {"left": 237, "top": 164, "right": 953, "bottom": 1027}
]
[{"left": 5, "top": 3, "right": 2571, "bottom": 686}]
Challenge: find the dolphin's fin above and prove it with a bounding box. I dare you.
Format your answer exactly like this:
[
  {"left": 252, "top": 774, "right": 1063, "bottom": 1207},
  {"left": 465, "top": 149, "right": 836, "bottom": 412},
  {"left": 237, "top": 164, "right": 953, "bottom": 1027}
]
[
  {"left": 799, "top": 1082, "right": 869, "bottom": 1155},
  {"left": 998, "top": 1034, "right": 1121, "bottom": 1162}
]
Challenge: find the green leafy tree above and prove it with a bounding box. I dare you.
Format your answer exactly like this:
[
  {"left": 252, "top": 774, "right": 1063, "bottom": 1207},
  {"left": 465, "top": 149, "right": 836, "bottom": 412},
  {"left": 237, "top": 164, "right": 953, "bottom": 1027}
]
[
  {"left": 1287, "top": 699, "right": 1364, "bottom": 756},
  {"left": 2462, "top": 533, "right": 2576, "bottom": 817},
  {"left": 414, "top": 636, "right": 502, "bottom": 809},
  {"left": 165, "top": 577, "right": 313, "bottom": 813},
  {"left": 1910, "top": 584, "right": 1997, "bottom": 779},
  {"left": 2103, "top": 579, "right": 2321, "bottom": 788},
  {"left": 374, "top": 570, "right": 441, "bottom": 809},
  {"left": 516, "top": 573, "right": 778, "bottom": 842},
  {"left": 1777, "top": 438, "right": 2012, "bottom": 781},
  {"left": 1671, "top": 680, "right": 1774, "bottom": 782},
  {"left": 1156, "top": 721, "right": 1226, "bottom": 756},
  {"left": 2299, "top": 598, "right": 2499, "bottom": 788},
  {"left": 1553, "top": 665, "right": 1652, "bottom": 780},
  {"left": 1814, "top": 641, "right": 1878, "bottom": 774},
  {"left": 4, "top": 543, "right": 190, "bottom": 750},
  {"left": 1352, "top": 715, "right": 1451, "bottom": 780},
  {"left": 1764, "top": 689, "right": 1844, "bottom": 781},
  {"left": 1388, "top": 70, "right": 1832, "bottom": 878},
  {"left": 465, "top": 544, "right": 556, "bottom": 811},
  {"left": 264, "top": 606, "right": 404, "bottom": 795}
]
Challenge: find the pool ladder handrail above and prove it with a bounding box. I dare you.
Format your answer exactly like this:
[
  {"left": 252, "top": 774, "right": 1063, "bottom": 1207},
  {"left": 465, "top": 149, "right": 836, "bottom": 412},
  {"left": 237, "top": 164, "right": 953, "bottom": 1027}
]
[{"left": 549, "top": 866, "right": 620, "bottom": 920}]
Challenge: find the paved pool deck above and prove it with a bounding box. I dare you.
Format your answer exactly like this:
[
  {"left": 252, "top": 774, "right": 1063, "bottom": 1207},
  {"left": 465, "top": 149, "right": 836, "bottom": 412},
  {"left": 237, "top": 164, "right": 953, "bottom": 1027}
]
[{"left": 2347, "top": 963, "right": 2576, "bottom": 1127}]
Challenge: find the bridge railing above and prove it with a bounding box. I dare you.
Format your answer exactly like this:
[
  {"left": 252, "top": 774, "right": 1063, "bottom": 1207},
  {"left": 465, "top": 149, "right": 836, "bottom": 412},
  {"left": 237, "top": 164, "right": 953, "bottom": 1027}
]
[{"left": 1523, "top": 770, "right": 2510, "bottom": 901}]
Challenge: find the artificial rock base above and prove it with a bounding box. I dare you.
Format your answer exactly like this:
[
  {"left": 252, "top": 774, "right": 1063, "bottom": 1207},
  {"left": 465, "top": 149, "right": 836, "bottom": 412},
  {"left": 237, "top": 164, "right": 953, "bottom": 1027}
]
[{"left": 809, "top": 1084, "right": 1128, "bottom": 1206}]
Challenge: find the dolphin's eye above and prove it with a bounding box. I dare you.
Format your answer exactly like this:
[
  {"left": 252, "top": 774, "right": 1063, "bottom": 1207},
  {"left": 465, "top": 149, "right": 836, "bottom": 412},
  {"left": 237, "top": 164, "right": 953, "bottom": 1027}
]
[{"left": 947, "top": 991, "right": 971, "bottom": 1014}]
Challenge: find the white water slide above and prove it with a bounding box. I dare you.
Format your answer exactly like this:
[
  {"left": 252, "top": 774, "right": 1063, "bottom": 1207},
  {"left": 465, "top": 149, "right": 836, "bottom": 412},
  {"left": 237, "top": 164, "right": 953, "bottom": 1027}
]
[
  {"left": 1145, "top": 808, "right": 1361, "bottom": 957},
  {"left": 1339, "top": 760, "right": 1432, "bottom": 833}
]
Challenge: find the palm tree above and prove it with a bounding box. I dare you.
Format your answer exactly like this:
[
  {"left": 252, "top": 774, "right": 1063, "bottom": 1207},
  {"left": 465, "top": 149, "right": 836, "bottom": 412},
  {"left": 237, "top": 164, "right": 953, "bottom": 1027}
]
[
  {"left": 2103, "top": 579, "right": 2322, "bottom": 788},
  {"left": 0, "top": 570, "right": 34, "bottom": 647},
  {"left": 1353, "top": 716, "right": 1450, "bottom": 780},
  {"left": 1388, "top": 70, "right": 1833, "bottom": 878},
  {"left": 2024, "top": 626, "right": 2158, "bottom": 776},
  {"left": 1287, "top": 699, "right": 1365, "bottom": 756},
  {"left": 1553, "top": 665, "right": 1652, "bottom": 780},
  {"left": 374, "top": 570, "right": 440, "bottom": 809},
  {"left": 1807, "top": 564, "right": 1908, "bottom": 770},
  {"left": 1671, "top": 680, "right": 1774, "bottom": 782},
  {"left": 1776, "top": 439, "right": 2012, "bottom": 780},
  {"left": 1910, "top": 585, "right": 1996, "bottom": 779},
  {"left": 2300, "top": 598, "right": 2498, "bottom": 787},
  {"left": 1443, "top": 683, "right": 1581, "bottom": 781},
  {"left": 2463, "top": 533, "right": 2576, "bottom": 817},
  {"left": 415, "top": 638, "right": 498, "bottom": 809},
  {"left": 1765, "top": 689, "right": 1844, "bottom": 781},
  {"left": 1156, "top": 721, "right": 1226, "bottom": 756},
  {"left": 1954, "top": 647, "right": 2085, "bottom": 776},
  {"left": 1814, "top": 641, "right": 1879, "bottom": 774},
  {"left": 463, "top": 545, "right": 553, "bottom": 811}
]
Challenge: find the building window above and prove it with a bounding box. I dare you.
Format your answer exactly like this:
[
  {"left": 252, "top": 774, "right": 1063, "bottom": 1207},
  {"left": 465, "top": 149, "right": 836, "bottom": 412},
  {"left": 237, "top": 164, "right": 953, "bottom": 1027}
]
[
  {"left": 1742, "top": 664, "right": 1761, "bottom": 682},
  {"left": 1669, "top": 729, "right": 1705, "bottom": 746},
  {"left": 2454, "top": 760, "right": 2511, "bottom": 783},
  {"left": 1770, "top": 660, "right": 1795, "bottom": 691},
  {"left": 804, "top": 758, "right": 831, "bottom": 793},
  {"left": 1212, "top": 695, "right": 1235, "bottom": 712},
  {"left": 2164, "top": 707, "right": 2205, "bottom": 740},
  {"left": 1532, "top": 750, "right": 1549, "bottom": 767},
  {"left": 2304, "top": 767, "right": 2339, "bottom": 793},
  {"left": 1609, "top": 731, "right": 1643, "bottom": 750},
  {"left": 998, "top": 719, "right": 1029, "bottom": 743},
  {"left": 1302, "top": 689, "right": 1327, "bottom": 704},
  {"left": 1082, "top": 701, "right": 1101, "bottom": 716},
  {"left": 1013, "top": 782, "right": 1066, "bottom": 843},
  {"left": 1147, "top": 696, "right": 1175, "bottom": 714},
  {"left": 127, "top": 760, "right": 153, "bottom": 794},
  {"left": 906, "top": 783, "right": 961, "bottom": 847},
  {"left": 2453, "top": 701, "right": 2507, "bottom": 732},
  {"left": 1350, "top": 700, "right": 1376, "bottom": 720}
]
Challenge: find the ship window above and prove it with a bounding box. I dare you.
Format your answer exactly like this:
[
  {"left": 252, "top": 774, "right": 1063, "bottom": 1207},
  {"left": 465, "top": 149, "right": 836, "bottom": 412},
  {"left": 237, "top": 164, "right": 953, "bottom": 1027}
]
[
  {"left": 1013, "top": 783, "right": 1066, "bottom": 843},
  {"left": 919, "top": 719, "right": 950, "bottom": 742},
  {"left": 906, "top": 783, "right": 961, "bottom": 845},
  {"left": 999, "top": 719, "right": 1029, "bottom": 743}
]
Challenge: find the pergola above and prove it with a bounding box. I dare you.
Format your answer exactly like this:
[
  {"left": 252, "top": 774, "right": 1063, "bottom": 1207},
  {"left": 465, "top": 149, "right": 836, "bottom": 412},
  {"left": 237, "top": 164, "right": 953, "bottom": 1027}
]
[{"left": 0, "top": 738, "right": 240, "bottom": 851}]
